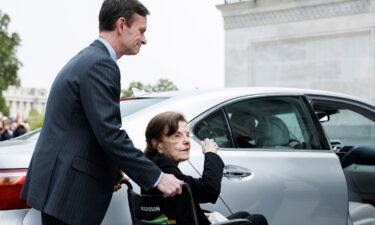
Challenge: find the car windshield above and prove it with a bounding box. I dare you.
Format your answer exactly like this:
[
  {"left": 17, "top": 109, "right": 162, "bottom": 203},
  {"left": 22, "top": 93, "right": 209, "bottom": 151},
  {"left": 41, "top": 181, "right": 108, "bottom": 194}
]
[{"left": 10, "top": 97, "right": 168, "bottom": 141}]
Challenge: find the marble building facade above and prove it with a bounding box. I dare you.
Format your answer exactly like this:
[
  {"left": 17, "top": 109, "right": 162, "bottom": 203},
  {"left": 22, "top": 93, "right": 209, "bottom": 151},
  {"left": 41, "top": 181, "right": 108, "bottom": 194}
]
[
  {"left": 2, "top": 86, "right": 48, "bottom": 118},
  {"left": 217, "top": 0, "right": 375, "bottom": 102}
]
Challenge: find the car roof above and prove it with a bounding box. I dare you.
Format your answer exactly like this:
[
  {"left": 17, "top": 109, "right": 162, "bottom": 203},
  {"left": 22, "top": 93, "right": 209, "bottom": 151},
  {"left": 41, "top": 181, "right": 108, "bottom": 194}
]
[{"left": 136, "top": 87, "right": 374, "bottom": 107}]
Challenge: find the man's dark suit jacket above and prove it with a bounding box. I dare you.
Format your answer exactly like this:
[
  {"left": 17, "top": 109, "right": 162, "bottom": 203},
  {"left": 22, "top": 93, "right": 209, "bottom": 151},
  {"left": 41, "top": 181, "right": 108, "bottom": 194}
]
[
  {"left": 20, "top": 40, "right": 162, "bottom": 225},
  {"left": 146, "top": 153, "right": 224, "bottom": 225}
]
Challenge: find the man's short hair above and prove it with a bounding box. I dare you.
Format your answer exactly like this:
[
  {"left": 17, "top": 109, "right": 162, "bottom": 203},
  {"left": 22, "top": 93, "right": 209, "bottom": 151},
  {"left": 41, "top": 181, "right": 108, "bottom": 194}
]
[{"left": 99, "top": 0, "right": 149, "bottom": 32}]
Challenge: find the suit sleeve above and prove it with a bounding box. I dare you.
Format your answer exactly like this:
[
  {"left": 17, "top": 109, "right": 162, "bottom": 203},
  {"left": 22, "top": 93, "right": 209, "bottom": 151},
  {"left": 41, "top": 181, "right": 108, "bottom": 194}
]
[
  {"left": 80, "top": 58, "right": 161, "bottom": 191},
  {"left": 160, "top": 153, "right": 224, "bottom": 204}
]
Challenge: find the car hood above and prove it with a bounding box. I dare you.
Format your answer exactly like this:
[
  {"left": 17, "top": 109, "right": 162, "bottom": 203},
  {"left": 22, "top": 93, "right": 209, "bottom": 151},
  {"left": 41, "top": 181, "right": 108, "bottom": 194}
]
[{"left": 0, "top": 140, "right": 35, "bottom": 169}]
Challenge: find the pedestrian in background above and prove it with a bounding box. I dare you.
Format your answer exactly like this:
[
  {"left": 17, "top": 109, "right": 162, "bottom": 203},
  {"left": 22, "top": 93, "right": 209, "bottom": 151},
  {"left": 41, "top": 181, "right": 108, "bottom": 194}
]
[
  {"left": 0, "top": 117, "right": 13, "bottom": 141},
  {"left": 20, "top": 1, "right": 182, "bottom": 224},
  {"left": 12, "top": 113, "right": 30, "bottom": 137},
  {"left": 12, "top": 113, "right": 30, "bottom": 131}
]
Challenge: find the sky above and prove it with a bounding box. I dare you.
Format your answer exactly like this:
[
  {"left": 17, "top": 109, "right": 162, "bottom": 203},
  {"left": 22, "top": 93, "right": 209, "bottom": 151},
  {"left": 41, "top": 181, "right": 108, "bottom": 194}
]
[{"left": 0, "top": 0, "right": 225, "bottom": 91}]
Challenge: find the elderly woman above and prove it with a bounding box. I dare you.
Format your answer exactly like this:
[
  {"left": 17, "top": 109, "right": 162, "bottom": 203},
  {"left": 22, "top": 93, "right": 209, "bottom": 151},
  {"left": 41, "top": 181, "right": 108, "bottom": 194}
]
[{"left": 144, "top": 111, "right": 268, "bottom": 225}]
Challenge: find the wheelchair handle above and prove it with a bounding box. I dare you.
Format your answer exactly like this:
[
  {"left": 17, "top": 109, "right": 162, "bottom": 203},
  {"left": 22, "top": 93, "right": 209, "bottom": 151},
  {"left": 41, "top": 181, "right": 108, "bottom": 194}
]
[{"left": 124, "top": 180, "right": 133, "bottom": 190}]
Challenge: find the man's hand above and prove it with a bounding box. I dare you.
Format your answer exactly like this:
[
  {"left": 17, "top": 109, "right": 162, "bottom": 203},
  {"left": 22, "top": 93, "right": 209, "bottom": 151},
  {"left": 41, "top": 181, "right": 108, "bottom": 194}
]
[
  {"left": 156, "top": 173, "right": 183, "bottom": 197},
  {"left": 113, "top": 176, "right": 129, "bottom": 192}
]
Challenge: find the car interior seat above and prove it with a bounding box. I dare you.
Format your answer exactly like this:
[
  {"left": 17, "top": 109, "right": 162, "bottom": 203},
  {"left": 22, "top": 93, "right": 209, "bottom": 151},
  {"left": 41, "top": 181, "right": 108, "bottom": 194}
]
[
  {"left": 341, "top": 145, "right": 375, "bottom": 225},
  {"left": 255, "top": 116, "right": 290, "bottom": 148},
  {"left": 349, "top": 202, "right": 375, "bottom": 225}
]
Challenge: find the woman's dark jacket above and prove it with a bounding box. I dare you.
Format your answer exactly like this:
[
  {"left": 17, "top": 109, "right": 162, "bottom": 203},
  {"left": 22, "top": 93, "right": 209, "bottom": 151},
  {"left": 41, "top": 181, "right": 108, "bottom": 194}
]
[{"left": 146, "top": 152, "right": 224, "bottom": 225}]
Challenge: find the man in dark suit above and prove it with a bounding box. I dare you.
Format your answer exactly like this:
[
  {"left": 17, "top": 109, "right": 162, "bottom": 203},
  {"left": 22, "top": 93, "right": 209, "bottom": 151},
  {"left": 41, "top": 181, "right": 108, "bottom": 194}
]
[{"left": 20, "top": 0, "right": 183, "bottom": 224}]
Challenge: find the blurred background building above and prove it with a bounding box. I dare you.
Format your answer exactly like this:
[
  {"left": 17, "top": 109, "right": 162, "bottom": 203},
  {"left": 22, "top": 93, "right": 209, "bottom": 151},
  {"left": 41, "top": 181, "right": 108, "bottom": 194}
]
[
  {"left": 2, "top": 86, "right": 48, "bottom": 118},
  {"left": 217, "top": 0, "right": 375, "bottom": 102}
]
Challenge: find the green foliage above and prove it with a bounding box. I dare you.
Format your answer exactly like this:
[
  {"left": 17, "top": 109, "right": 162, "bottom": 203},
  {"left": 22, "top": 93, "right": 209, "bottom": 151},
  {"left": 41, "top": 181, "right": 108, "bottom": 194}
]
[
  {"left": 122, "top": 81, "right": 152, "bottom": 98},
  {"left": 122, "top": 79, "right": 178, "bottom": 98},
  {"left": 0, "top": 95, "right": 9, "bottom": 116},
  {"left": 0, "top": 11, "right": 22, "bottom": 116},
  {"left": 150, "top": 79, "right": 178, "bottom": 92},
  {"left": 27, "top": 108, "right": 44, "bottom": 131}
]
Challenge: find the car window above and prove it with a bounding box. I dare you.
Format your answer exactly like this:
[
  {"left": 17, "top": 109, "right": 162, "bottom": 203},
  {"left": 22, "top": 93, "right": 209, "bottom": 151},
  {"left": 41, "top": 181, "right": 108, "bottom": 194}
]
[
  {"left": 314, "top": 102, "right": 375, "bottom": 146},
  {"left": 193, "top": 110, "right": 233, "bottom": 148},
  {"left": 193, "top": 96, "right": 321, "bottom": 150},
  {"left": 224, "top": 96, "right": 321, "bottom": 150}
]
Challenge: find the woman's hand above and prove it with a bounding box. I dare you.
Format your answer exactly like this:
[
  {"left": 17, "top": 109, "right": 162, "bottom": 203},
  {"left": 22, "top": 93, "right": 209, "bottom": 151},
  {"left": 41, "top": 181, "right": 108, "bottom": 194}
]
[{"left": 201, "top": 138, "right": 219, "bottom": 154}]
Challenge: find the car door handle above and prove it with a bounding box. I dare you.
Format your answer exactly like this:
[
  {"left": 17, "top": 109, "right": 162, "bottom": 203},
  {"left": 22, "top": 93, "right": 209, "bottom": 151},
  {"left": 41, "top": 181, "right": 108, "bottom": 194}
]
[{"left": 223, "top": 165, "right": 252, "bottom": 179}]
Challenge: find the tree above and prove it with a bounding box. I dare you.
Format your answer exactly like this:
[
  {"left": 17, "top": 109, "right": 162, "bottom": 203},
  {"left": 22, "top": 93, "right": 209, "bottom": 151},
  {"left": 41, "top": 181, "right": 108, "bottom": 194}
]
[
  {"left": 27, "top": 108, "right": 44, "bottom": 131},
  {"left": 0, "top": 11, "right": 22, "bottom": 116},
  {"left": 151, "top": 79, "right": 178, "bottom": 92},
  {"left": 122, "top": 79, "right": 178, "bottom": 98},
  {"left": 121, "top": 81, "right": 152, "bottom": 98}
]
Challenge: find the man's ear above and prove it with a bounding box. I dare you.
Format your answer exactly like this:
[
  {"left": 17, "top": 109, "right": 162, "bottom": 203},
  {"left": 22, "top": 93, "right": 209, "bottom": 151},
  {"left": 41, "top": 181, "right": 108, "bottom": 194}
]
[{"left": 115, "top": 17, "right": 126, "bottom": 33}]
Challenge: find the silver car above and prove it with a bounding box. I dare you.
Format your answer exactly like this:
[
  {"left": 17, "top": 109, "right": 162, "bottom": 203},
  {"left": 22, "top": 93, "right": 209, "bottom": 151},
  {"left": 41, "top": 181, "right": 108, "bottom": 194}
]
[{"left": 1, "top": 87, "right": 375, "bottom": 225}]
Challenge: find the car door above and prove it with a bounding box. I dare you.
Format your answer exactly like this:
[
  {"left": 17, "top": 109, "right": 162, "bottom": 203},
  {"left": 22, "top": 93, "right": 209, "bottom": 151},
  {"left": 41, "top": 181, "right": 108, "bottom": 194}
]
[
  {"left": 307, "top": 95, "right": 375, "bottom": 206},
  {"left": 188, "top": 94, "right": 348, "bottom": 225}
]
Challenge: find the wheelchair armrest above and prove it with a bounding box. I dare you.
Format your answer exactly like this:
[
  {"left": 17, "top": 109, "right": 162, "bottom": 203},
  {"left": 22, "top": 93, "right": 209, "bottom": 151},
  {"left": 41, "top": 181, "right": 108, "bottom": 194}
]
[{"left": 214, "top": 218, "right": 250, "bottom": 225}]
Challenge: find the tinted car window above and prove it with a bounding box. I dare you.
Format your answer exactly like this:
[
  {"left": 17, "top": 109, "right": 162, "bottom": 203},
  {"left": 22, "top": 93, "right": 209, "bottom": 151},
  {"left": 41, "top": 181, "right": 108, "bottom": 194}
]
[
  {"left": 224, "top": 96, "right": 321, "bottom": 149},
  {"left": 120, "top": 98, "right": 167, "bottom": 118},
  {"left": 193, "top": 110, "right": 233, "bottom": 148}
]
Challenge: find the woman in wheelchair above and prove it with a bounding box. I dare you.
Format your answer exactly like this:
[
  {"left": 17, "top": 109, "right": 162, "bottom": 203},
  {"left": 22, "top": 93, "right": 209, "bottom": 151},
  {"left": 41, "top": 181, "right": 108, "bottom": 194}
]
[{"left": 143, "top": 111, "right": 268, "bottom": 225}]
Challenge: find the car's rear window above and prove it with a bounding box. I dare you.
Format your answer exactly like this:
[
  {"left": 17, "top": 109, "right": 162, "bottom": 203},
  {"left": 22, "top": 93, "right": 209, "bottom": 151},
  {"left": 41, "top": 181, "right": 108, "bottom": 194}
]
[{"left": 120, "top": 97, "right": 168, "bottom": 118}]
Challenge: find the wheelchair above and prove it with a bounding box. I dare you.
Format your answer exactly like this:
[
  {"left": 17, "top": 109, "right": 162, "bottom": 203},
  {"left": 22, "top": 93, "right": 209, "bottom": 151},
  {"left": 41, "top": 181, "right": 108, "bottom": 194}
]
[{"left": 125, "top": 181, "right": 250, "bottom": 225}]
